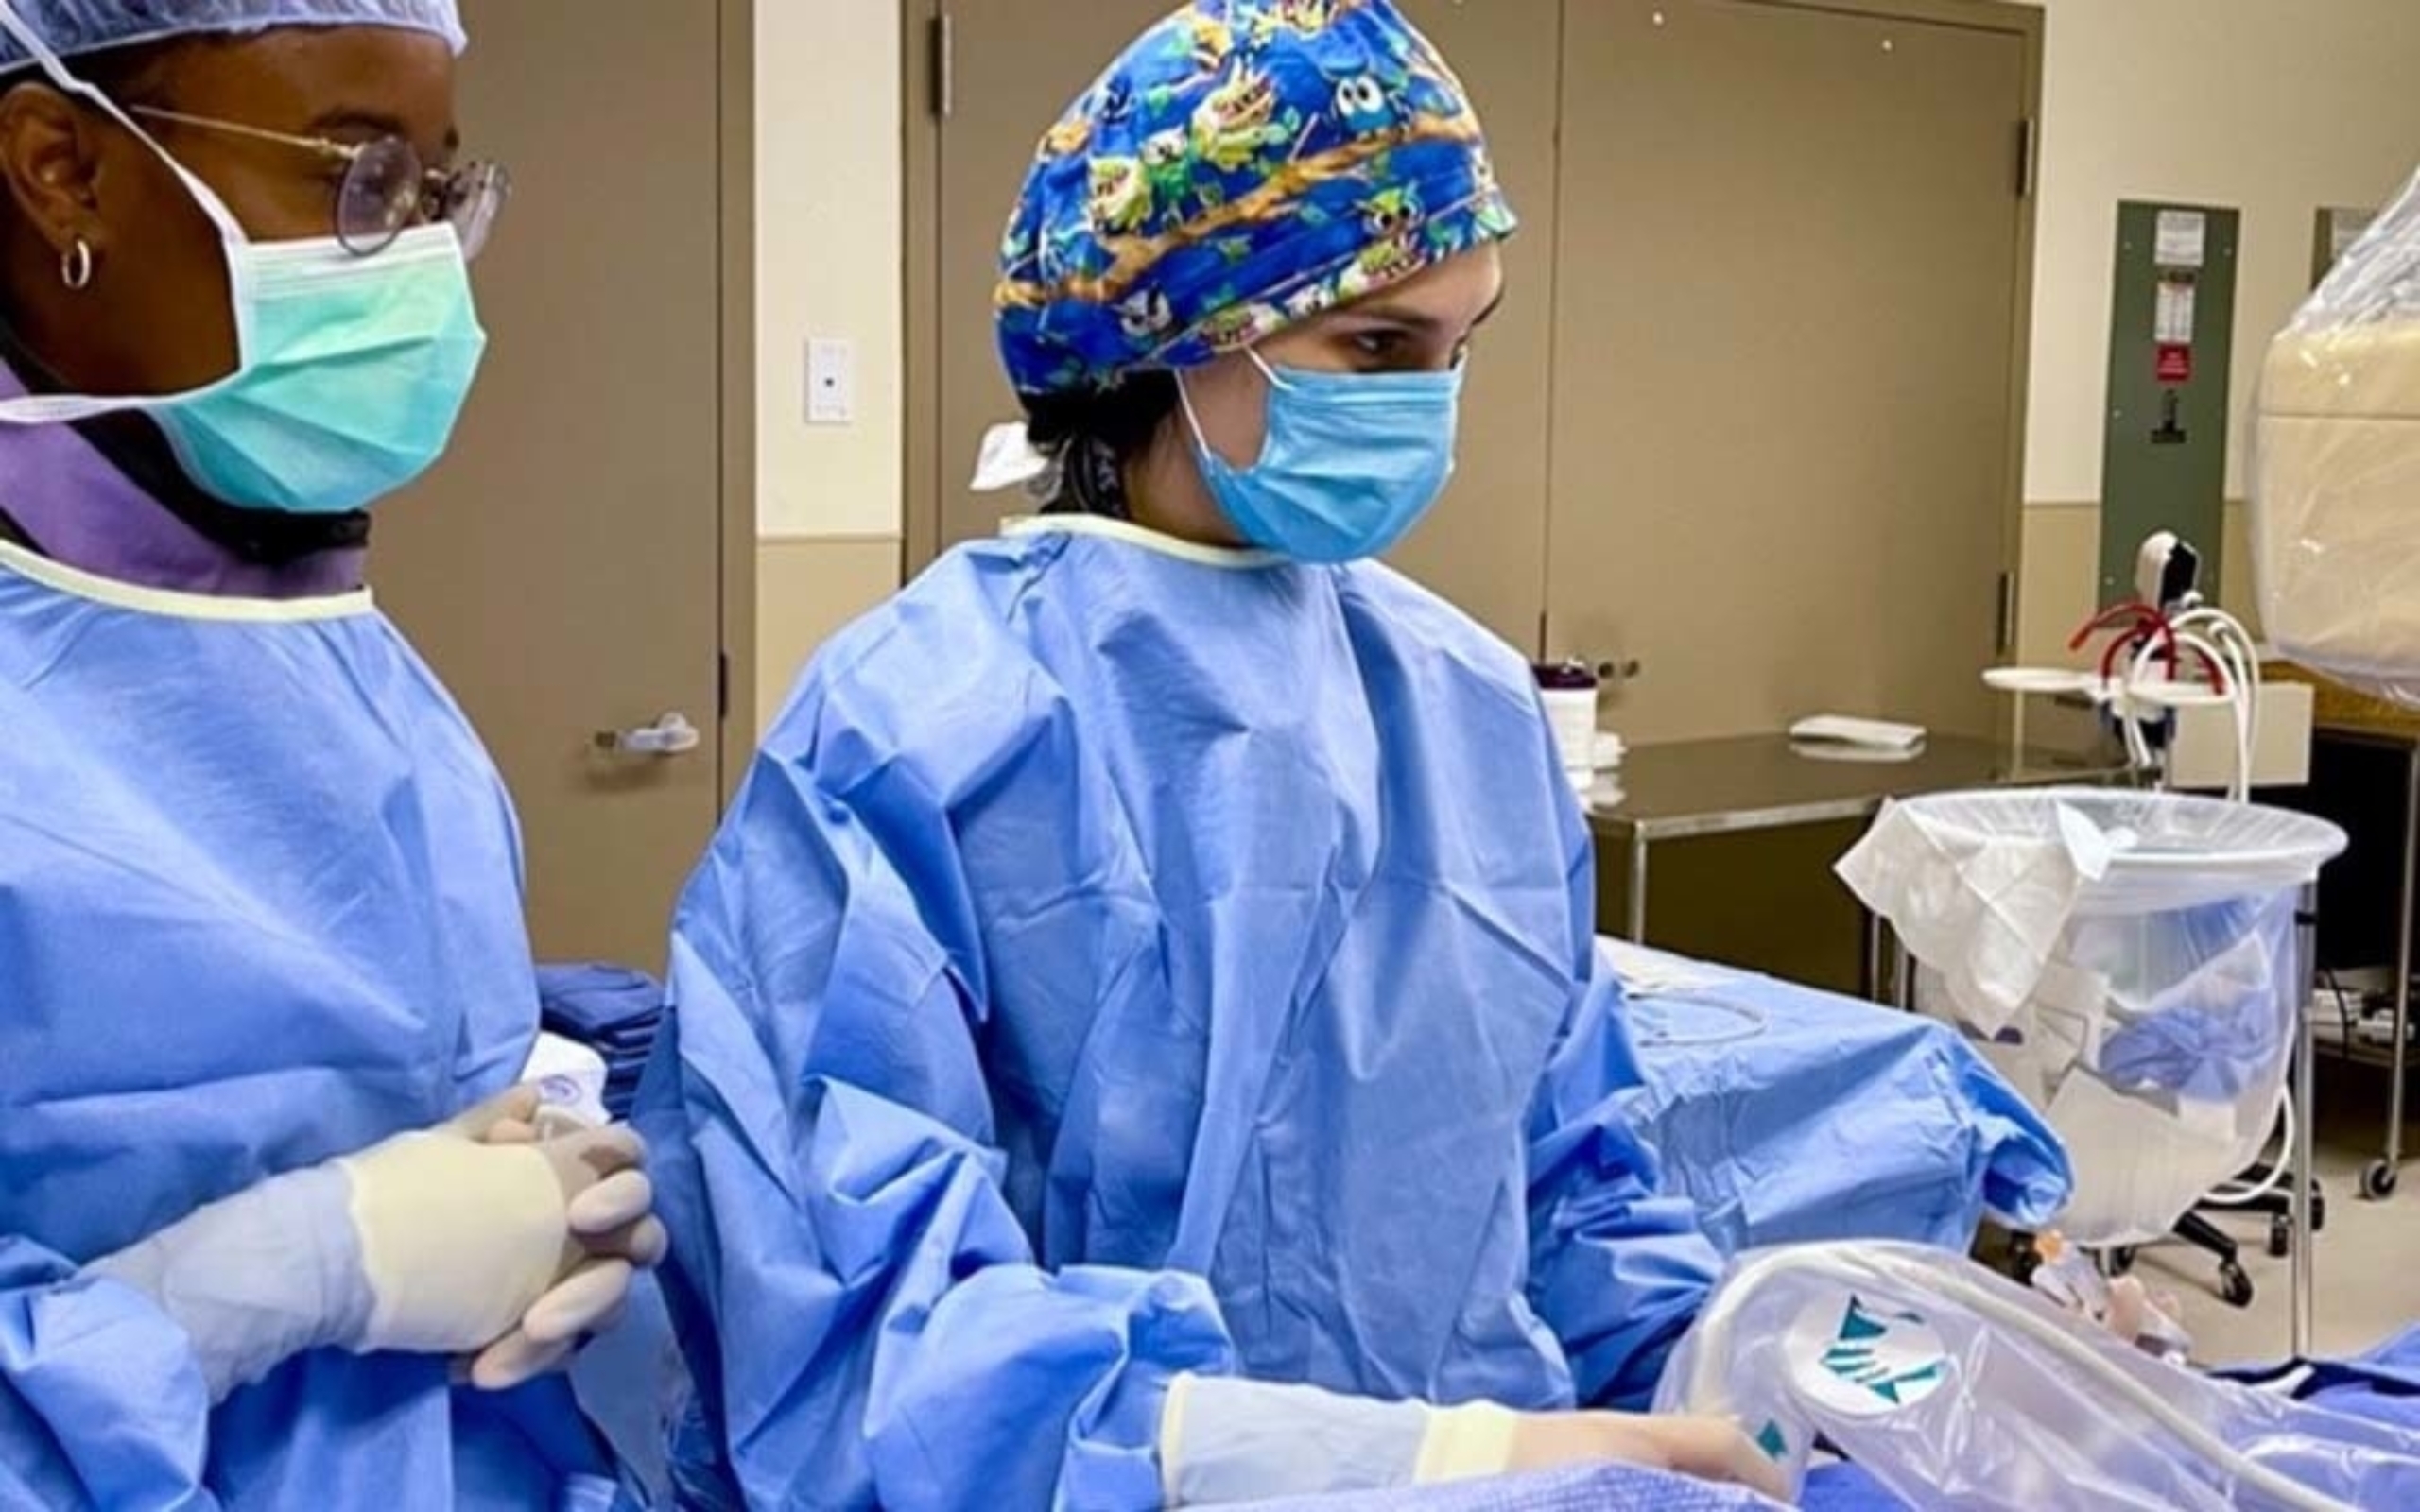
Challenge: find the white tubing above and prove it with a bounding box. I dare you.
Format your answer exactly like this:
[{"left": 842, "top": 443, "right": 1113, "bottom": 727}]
[
  {"left": 2126, "top": 615, "right": 2259, "bottom": 803},
  {"left": 2202, "top": 1089, "right": 2295, "bottom": 1208},
  {"left": 2116, "top": 607, "right": 2287, "bottom": 1209},
  {"left": 1683, "top": 1246, "right": 2356, "bottom": 1512},
  {"left": 2178, "top": 610, "right": 2261, "bottom": 761}
]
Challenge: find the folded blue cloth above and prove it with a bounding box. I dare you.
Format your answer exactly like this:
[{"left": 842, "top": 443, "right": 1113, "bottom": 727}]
[{"left": 537, "top": 964, "right": 665, "bottom": 1121}]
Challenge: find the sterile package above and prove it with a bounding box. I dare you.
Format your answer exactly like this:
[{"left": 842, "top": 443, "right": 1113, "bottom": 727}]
[
  {"left": 1656, "top": 1241, "right": 2420, "bottom": 1511},
  {"left": 2253, "top": 162, "right": 2420, "bottom": 704},
  {"left": 517, "top": 1030, "right": 610, "bottom": 1130},
  {"left": 1839, "top": 789, "right": 2344, "bottom": 1245}
]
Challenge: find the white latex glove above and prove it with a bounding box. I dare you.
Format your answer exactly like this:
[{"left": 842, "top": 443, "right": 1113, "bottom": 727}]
[
  {"left": 90, "top": 1087, "right": 658, "bottom": 1402},
  {"left": 1159, "top": 1375, "right": 1789, "bottom": 1506},
  {"left": 335, "top": 1089, "right": 586, "bottom": 1356},
  {"left": 454, "top": 1100, "right": 668, "bottom": 1390},
  {"left": 1490, "top": 1407, "right": 1790, "bottom": 1501}
]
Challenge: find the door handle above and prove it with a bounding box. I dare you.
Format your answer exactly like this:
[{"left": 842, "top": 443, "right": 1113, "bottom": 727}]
[{"left": 595, "top": 712, "right": 702, "bottom": 758}]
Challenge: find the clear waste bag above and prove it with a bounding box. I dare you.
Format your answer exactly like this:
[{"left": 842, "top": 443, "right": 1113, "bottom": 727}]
[
  {"left": 1839, "top": 789, "right": 2345, "bottom": 1245},
  {"left": 1656, "top": 1242, "right": 2420, "bottom": 1512},
  {"left": 2254, "top": 162, "right": 2420, "bottom": 704}
]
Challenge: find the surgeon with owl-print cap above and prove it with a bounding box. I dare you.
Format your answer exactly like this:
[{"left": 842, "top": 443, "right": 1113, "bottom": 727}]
[{"left": 637, "top": 3, "right": 1785, "bottom": 1507}]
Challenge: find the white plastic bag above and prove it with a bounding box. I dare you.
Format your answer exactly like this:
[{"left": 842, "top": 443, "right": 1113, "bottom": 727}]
[
  {"left": 2253, "top": 163, "right": 2420, "bottom": 703},
  {"left": 1656, "top": 1242, "right": 2420, "bottom": 1512},
  {"left": 1841, "top": 790, "right": 2344, "bottom": 1243}
]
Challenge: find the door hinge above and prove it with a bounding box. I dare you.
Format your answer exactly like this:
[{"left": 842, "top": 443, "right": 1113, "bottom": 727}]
[
  {"left": 2014, "top": 118, "right": 2036, "bottom": 199},
  {"left": 1996, "top": 571, "right": 2018, "bottom": 656},
  {"left": 717, "top": 650, "right": 731, "bottom": 724},
  {"left": 929, "top": 9, "right": 955, "bottom": 120}
]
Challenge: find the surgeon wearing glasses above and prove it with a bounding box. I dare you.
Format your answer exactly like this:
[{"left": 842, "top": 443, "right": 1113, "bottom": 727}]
[{"left": 0, "top": 3, "right": 662, "bottom": 1508}]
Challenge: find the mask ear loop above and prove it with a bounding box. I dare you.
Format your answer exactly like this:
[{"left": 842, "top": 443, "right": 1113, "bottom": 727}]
[
  {"left": 0, "top": 5, "right": 248, "bottom": 243},
  {"left": 0, "top": 0, "right": 257, "bottom": 422},
  {"left": 1172, "top": 365, "right": 1218, "bottom": 461},
  {"left": 1178, "top": 349, "right": 1288, "bottom": 472}
]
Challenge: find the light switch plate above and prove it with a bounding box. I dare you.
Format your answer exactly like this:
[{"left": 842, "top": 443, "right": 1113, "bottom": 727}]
[{"left": 807, "top": 337, "right": 855, "bottom": 424}]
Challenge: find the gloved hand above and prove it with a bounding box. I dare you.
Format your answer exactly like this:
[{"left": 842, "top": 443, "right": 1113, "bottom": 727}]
[
  {"left": 447, "top": 1087, "right": 668, "bottom": 1391},
  {"left": 90, "top": 1086, "right": 664, "bottom": 1403},
  {"left": 1491, "top": 1409, "right": 1789, "bottom": 1500},
  {"left": 1158, "top": 1374, "right": 1790, "bottom": 1506}
]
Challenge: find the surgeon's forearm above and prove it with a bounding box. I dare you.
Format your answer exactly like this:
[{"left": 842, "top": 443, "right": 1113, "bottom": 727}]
[
  {"left": 87, "top": 1163, "right": 367, "bottom": 1404},
  {"left": 1159, "top": 1374, "right": 1530, "bottom": 1505}
]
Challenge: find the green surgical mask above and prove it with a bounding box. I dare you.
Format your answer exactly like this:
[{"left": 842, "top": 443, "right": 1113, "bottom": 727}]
[{"left": 0, "top": 7, "right": 488, "bottom": 514}]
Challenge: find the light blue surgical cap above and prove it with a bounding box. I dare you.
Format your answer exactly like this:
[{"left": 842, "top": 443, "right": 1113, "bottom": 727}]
[{"left": 0, "top": 0, "right": 466, "bottom": 69}]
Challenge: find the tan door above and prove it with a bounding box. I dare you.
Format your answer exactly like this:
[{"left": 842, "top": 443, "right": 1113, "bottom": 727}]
[
  {"left": 919, "top": 0, "right": 1564, "bottom": 649},
  {"left": 1547, "top": 0, "right": 2031, "bottom": 743},
  {"left": 372, "top": 0, "right": 748, "bottom": 969}
]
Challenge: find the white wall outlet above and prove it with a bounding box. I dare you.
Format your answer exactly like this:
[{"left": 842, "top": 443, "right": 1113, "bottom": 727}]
[{"left": 807, "top": 337, "right": 855, "bottom": 424}]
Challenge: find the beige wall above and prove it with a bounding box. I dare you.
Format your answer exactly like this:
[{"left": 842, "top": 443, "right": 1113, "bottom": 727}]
[
  {"left": 753, "top": 0, "right": 908, "bottom": 732},
  {"left": 2017, "top": 0, "right": 2420, "bottom": 656},
  {"left": 749, "top": 2, "right": 2420, "bottom": 711}
]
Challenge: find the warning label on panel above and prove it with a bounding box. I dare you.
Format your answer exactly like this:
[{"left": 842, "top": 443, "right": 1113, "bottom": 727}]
[
  {"left": 2155, "top": 209, "right": 2208, "bottom": 269},
  {"left": 2155, "top": 279, "right": 2198, "bottom": 345},
  {"left": 2156, "top": 343, "right": 2193, "bottom": 384}
]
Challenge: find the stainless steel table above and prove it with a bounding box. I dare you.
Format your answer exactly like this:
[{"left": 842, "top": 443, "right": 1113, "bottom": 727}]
[{"left": 1586, "top": 733, "right": 2133, "bottom": 949}]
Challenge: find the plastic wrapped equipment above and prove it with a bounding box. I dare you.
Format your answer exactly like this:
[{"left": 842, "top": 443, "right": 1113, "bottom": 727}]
[
  {"left": 1656, "top": 1241, "right": 2420, "bottom": 1511},
  {"left": 1840, "top": 789, "right": 2344, "bottom": 1245},
  {"left": 2254, "top": 163, "right": 2420, "bottom": 704}
]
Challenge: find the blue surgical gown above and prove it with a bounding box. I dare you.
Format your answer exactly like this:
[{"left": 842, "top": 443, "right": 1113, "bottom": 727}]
[
  {"left": 637, "top": 519, "right": 1720, "bottom": 1512},
  {"left": 0, "top": 544, "right": 625, "bottom": 1509}
]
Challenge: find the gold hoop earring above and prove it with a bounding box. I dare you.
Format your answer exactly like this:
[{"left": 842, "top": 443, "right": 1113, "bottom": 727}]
[{"left": 60, "top": 237, "right": 93, "bottom": 292}]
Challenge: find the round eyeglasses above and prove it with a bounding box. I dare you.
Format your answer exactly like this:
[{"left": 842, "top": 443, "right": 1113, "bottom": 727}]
[{"left": 130, "top": 106, "right": 511, "bottom": 261}]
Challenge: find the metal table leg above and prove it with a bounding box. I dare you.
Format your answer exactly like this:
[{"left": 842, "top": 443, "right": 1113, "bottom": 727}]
[
  {"left": 2294, "top": 886, "right": 2319, "bottom": 1358},
  {"left": 2373, "top": 748, "right": 2420, "bottom": 1200},
  {"left": 1626, "top": 832, "right": 1645, "bottom": 938},
  {"left": 1863, "top": 910, "right": 1886, "bottom": 1005}
]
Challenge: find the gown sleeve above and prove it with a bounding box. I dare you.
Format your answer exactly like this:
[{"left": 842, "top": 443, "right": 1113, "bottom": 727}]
[
  {"left": 0, "top": 1236, "right": 221, "bottom": 1510},
  {"left": 634, "top": 692, "right": 1239, "bottom": 1512},
  {"left": 1522, "top": 791, "right": 1722, "bottom": 1412}
]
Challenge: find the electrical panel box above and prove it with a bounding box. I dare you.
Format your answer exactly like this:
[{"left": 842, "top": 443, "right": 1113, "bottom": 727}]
[{"left": 2099, "top": 201, "right": 2239, "bottom": 607}]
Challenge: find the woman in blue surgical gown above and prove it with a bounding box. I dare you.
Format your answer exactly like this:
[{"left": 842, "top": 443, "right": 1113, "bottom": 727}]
[
  {"left": 639, "top": 4, "right": 1784, "bottom": 1508},
  {"left": 0, "top": 3, "right": 663, "bottom": 1506}
]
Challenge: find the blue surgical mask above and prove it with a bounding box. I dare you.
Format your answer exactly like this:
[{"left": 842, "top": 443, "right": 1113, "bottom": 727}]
[
  {"left": 0, "top": 9, "right": 487, "bottom": 515},
  {"left": 1181, "top": 351, "right": 1462, "bottom": 564}
]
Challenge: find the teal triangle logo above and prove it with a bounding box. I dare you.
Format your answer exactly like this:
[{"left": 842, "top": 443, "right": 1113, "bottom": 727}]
[
  {"left": 1836, "top": 1297, "right": 1893, "bottom": 1343},
  {"left": 1819, "top": 1295, "right": 1949, "bottom": 1406},
  {"left": 1755, "top": 1419, "right": 1790, "bottom": 1460}
]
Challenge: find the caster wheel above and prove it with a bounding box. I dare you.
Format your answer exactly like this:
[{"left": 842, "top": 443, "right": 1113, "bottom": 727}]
[
  {"left": 2220, "top": 1261, "right": 2256, "bottom": 1310},
  {"left": 2108, "top": 1246, "right": 2138, "bottom": 1277},
  {"left": 2362, "top": 1160, "right": 2400, "bottom": 1201},
  {"left": 2268, "top": 1214, "right": 2292, "bottom": 1259}
]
